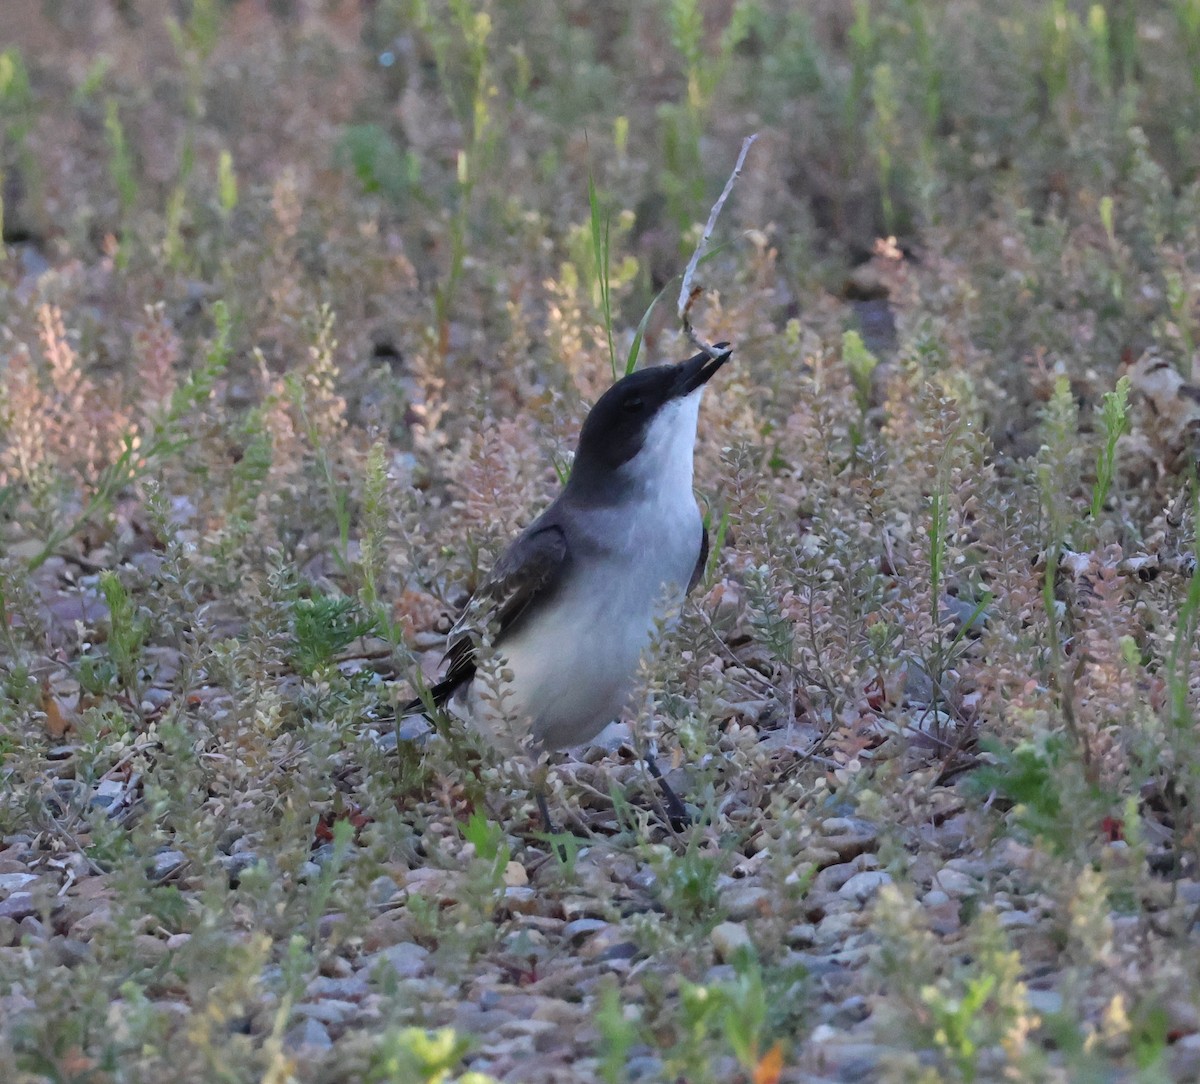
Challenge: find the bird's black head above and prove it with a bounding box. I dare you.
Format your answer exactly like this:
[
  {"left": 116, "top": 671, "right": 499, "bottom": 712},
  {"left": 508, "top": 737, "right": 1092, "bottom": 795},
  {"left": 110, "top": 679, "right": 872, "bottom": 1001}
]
[{"left": 565, "top": 344, "right": 731, "bottom": 502}]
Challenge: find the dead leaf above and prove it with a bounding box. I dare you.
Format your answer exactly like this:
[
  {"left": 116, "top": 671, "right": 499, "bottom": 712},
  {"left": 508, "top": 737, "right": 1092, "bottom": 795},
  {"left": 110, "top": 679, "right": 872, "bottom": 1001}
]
[
  {"left": 753, "top": 1041, "right": 784, "bottom": 1084},
  {"left": 42, "top": 684, "right": 72, "bottom": 739}
]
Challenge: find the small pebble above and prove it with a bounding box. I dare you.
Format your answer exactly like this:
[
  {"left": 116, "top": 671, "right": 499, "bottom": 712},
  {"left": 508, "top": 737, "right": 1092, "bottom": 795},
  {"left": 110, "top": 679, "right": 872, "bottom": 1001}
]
[
  {"left": 837, "top": 870, "right": 892, "bottom": 902},
  {"left": 285, "top": 1017, "right": 333, "bottom": 1052},
  {"left": 504, "top": 861, "right": 528, "bottom": 887},
  {"left": 710, "top": 921, "right": 752, "bottom": 962},
  {"left": 721, "top": 885, "right": 771, "bottom": 920},
  {"left": 934, "top": 868, "right": 980, "bottom": 898},
  {"left": 150, "top": 851, "right": 187, "bottom": 880},
  {"left": 562, "top": 918, "right": 609, "bottom": 944},
  {"left": 1025, "top": 988, "right": 1062, "bottom": 1016},
  {"left": 363, "top": 941, "right": 431, "bottom": 980}
]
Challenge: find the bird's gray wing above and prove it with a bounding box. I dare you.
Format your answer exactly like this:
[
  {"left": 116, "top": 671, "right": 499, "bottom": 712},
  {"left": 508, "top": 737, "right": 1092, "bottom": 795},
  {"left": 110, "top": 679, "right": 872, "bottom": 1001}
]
[
  {"left": 405, "top": 522, "right": 568, "bottom": 712},
  {"left": 687, "top": 521, "right": 709, "bottom": 593}
]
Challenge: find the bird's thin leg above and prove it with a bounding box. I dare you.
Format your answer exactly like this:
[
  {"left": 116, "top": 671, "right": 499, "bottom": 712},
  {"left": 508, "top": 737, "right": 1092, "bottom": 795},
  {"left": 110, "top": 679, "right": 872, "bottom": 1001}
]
[
  {"left": 535, "top": 788, "right": 557, "bottom": 836},
  {"left": 644, "top": 752, "right": 692, "bottom": 831}
]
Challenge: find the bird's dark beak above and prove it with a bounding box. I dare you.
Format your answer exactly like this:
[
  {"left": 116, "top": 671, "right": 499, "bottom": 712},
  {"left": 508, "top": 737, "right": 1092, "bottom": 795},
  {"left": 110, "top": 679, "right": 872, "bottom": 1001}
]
[{"left": 674, "top": 343, "right": 732, "bottom": 397}]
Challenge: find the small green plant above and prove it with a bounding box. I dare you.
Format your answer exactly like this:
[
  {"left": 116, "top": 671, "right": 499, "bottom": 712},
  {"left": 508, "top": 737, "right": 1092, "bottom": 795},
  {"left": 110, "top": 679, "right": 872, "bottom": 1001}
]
[
  {"left": 870, "top": 62, "right": 899, "bottom": 232},
  {"left": 596, "top": 981, "right": 637, "bottom": 1084},
  {"left": 1164, "top": 267, "right": 1196, "bottom": 370},
  {"left": 413, "top": 0, "right": 498, "bottom": 352},
  {"left": 163, "top": 0, "right": 223, "bottom": 268},
  {"left": 1042, "top": 0, "right": 1076, "bottom": 109},
  {"left": 846, "top": 0, "right": 876, "bottom": 130},
  {"left": 919, "top": 971, "right": 998, "bottom": 1082},
  {"left": 98, "top": 571, "right": 150, "bottom": 701},
  {"left": 1035, "top": 376, "right": 1096, "bottom": 773},
  {"left": 588, "top": 170, "right": 618, "bottom": 378},
  {"left": 336, "top": 123, "right": 421, "bottom": 206},
  {"left": 744, "top": 563, "right": 795, "bottom": 673},
  {"left": 877, "top": 889, "right": 1038, "bottom": 1081},
  {"left": 104, "top": 98, "right": 139, "bottom": 258},
  {"left": 1162, "top": 492, "right": 1200, "bottom": 874},
  {"left": 971, "top": 734, "right": 1111, "bottom": 858},
  {"left": 214, "top": 406, "right": 273, "bottom": 563},
  {"left": 0, "top": 47, "right": 34, "bottom": 246},
  {"left": 648, "top": 952, "right": 783, "bottom": 1084},
  {"left": 841, "top": 329, "right": 878, "bottom": 418},
  {"left": 1130, "top": 999, "right": 1170, "bottom": 1072},
  {"left": 1090, "top": 374, "right": 1130, "bottom": 521},
  {"left": 460, "top": 809, "right": 508, "bottom": 867},
  {"left": 290, "top": 594, "right": 376, "bottom": 675},
  {"left": 648, "top": 835, "right": 724, "bottom": 928},
  {"left": 659, "top": 0, "right": 754, "bottom": 235},
  {"left": 358, "top": 439, "right": 399, "bottom": 637},
  {"left": 1177, "top": 0, "right": 1200, "bottom": 89},
  {"left": 285, "top": 307, "right": 354, "bottom": 570},
  {"left": 437, "top": 810, "right": 512, "bottom": 955},
  {"left": 366, "top": 1026, "right": 493, "bottom": 1084}
]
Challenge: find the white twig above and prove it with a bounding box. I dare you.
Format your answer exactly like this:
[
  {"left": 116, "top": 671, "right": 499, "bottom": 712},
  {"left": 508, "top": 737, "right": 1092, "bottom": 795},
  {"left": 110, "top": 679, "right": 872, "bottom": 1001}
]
[{"left": 677, "top": 133, "right": 759, "bottom": 326}]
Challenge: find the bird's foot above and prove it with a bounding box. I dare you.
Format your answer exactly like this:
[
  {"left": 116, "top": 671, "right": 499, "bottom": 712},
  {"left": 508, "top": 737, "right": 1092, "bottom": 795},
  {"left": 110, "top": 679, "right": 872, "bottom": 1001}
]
[{"left": 644, "top": 752, "right": 693, "bottom": 832}]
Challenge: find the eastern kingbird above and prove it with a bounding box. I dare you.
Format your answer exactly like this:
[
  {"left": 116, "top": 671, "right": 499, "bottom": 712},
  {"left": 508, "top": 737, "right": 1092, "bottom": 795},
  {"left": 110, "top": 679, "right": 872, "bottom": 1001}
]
[{"left": 405, "top": 344, "right": 731, "bottom": 822}]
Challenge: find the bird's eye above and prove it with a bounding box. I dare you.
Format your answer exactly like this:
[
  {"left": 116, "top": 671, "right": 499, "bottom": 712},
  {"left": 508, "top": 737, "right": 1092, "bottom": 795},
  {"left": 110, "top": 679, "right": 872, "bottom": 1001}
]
[{"left": 622, "top": 396, "right": 644, "bottom": 413}]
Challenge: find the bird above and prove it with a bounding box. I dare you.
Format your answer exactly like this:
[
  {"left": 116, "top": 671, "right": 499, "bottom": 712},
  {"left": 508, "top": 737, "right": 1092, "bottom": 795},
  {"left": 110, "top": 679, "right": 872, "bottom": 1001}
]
[{"left": 404, "top": 343, "right": 732, "bottom": 827}]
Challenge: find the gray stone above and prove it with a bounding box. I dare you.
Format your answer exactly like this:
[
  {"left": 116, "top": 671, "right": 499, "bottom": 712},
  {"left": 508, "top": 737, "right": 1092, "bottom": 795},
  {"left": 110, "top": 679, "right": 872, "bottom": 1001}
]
[
  {"left": 285, "top": 1017, "right": 333, "bottom": 1052},
  {"left": 368, "top": 875, "right": 399, "bottom": 907},
  {"left": 562, "top": 918, "right": 609, "bottom": 943},
  {"left": 816, "top": 911, "right": 859, "bottom": 941},
  {"left": 365, "top": 941, "right": 430, "bottom": 979},
  {"left": 0, "top": 873, "right": 37, "bottom": 894},
  {"left": 821, "top": 829, "right": 879, "bottom": 863},
  {"left": 503, "top": 886, "right": 538, "bottom": 915},
  {"left": 317, "top": 913, "right": 348, "bottom": 940},
  {"left": 1171, "top": 1033, "right": 1200, "bottom": 1081},
  {"left": 710, "top": 921, "right": 753, "bottom": 962},
  {"left": 18, "top": 915, "right": 46, "bottom": 942},
  {"left": 133, "top": 935, "right": 168, "bottom": 966},
  {"left": 787, "top": 923, "right": 817, "bottom": 947},
  {"left": 90, "top": 779, "right": 126, "bottom": 810},
  {"left": 626, "top": 1054, "right": 665, "bottom": 1081},
  {"left": 0, "top": 893, "right": 35, "bottom": 921},
  {"left": 838, "top": 870, "right": 892, "bottom": 902},
  {"left": 219, "top": 853, "right": 260, "bottom": 881},
  {"left": 1025, "top": 988, "right": 1062, "bottom": 1016},
  {"left": 810, "top": 1039, "right": 890, "bottom": 1082},
  {"left": 934, "top": 868, "right": 980, "bottom": 897},
  {"left": 150, "top": 851, "right": 187, "bottom": 880},
  {"left": 828, "top": 995, "right": 871, "bottom": 1027},
  {"left": 52, "top": 938, "right": 92, "bottom": 966},
  {"left": 293, "top": 999, "right": 356, "bottom": 1026},
  {"left": 308, "top": 975, "right": 370, "bottom": 1000},
  {"left": 721, "top": 885, "right": 771, "bottom": 920},
  {"left": 1177, "top": 881, "right": 1200, "bottom": 906},
  {"left": 813, "top": 855, "right": 879, "bottom": 895}
]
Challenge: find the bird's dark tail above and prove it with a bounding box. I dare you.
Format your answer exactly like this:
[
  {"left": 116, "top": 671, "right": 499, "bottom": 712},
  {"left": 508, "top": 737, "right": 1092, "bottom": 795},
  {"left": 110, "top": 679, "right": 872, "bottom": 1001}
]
[{"left": 401, "top": 675, "right": 466, "bottom": 717}]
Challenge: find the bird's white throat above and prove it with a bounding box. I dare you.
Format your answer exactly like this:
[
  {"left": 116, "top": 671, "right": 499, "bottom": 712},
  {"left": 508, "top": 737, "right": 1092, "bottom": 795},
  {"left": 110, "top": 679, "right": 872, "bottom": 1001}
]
[{"left": 623, "top": 387, "right": 703, "bottom": 499}]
